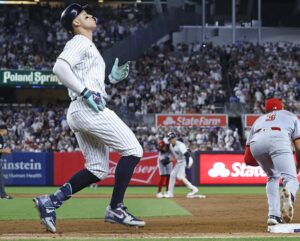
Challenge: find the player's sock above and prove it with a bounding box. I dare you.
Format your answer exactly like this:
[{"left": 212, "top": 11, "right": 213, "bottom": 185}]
[
  {"left": 158, "top": 176, "right": 165, "bottom": 193},
  {"left": 50, "top": 168, "right": 100, "bottom": 208},
  {"left": 165, "top": 175, "right": 170, "bottom": 191},
  {"left": 110, "top": 155, "right": 140, "bottom": 209}
]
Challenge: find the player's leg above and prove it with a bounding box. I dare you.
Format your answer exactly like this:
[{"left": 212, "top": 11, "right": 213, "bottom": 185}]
[
  {"left": 157, "top": 175, "right": 165, "bottom": 198},
  {"left": 34, "top": 132, "right": 109, "bottom": 233},
  {"left": 166, "top": 163, "right": 179, "bottom": 197},
  {"left": 176, "top": 162, "right": 198, "bottom": 197},
  {"left": 250, "top": 139, "right": 283, "bottom": 225},
  {"left": 156, "top": 160, "right": 165, "bottom": 197},
  {"left": 165, "top": 162, "right": 173, "bottom": 192},
  {"left": 271, "top": 151, "right": 299, "bottom": 223}
]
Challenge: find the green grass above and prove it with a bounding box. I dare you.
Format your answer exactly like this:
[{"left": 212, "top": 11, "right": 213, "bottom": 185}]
[
  {"left": 0, "top": 198, "right": 190, "bottom": 220},
  {"left": 5, "top": 186, "right": 267, "bottom": 195}
]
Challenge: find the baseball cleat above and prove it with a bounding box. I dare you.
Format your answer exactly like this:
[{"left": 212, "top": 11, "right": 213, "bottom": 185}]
[
  {"left": 186, "top": 194, "right": 206, "bottom": 199},
  {"left": 156, "top": 192, "right": 164, "bottom": 198},
  {"left": 267, "top": 215, "right": 283, "bottom": 225},
  {"left": 281, "top": 188, "right": 294, "bottom": 223},
  {"left": 104, "top": 203, "right": 145, "bottom": 227},
  {"left": 33, "top": 195, "right": 56, "bottom": 233},
  {"left": 164, "top": 192, "right": 174, "bottom": 198},
  {"left": 186, "top": 187, "right": 199, "bottom": 197}
]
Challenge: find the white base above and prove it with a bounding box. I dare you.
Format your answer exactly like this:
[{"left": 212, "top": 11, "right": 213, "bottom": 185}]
[
  {"left": 268, "top": 224, "right": 300, "bottom": 233},
  {"left": 186, "top": 194, "right": 207, "bottom": 199}
]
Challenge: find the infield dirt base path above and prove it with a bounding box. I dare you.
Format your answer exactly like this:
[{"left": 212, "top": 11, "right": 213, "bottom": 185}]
[{"left": 0, "top": 194, "right": 299, "bottom": 237}]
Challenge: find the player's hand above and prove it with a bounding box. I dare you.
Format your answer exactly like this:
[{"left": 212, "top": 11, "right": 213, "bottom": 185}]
[
  {"left": 109, "top": 58, "right": 130, "bottom": 84},
  {"left": 81, "top": 88, "right": 106, "bottom": 112}
]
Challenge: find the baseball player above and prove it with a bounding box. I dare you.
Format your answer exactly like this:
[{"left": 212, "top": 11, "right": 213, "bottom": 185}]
[
  {"left": 156, "top": 140, "right": 172, "bottom": 198},
  {"left": 33, "top": 4, "right": 145, "bottom": 233},
  {"left": 245, "top": 98, "right": 300, "bottom": 225},
  {"left": 164, "top": 132, "right": 204, "bottom": 198}
]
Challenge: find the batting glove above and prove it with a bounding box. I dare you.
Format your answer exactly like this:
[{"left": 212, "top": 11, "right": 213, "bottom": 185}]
[
  {"left": 81, "top": 88, "right": 106, "bottom": 112},
  {"left": 109, "top": 58, "right": 130, "bottom": 84}
]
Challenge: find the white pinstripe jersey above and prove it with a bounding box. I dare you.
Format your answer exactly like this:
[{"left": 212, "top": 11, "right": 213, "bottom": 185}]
[
  {"left": 247, "top": 110, "right": 300, "bottom": 145},
  {"left": 169, "top": 141, "right": 187, "bottom": 163},
  {"left": 58, "top": 34, "right": 108, "bottom": 100}
]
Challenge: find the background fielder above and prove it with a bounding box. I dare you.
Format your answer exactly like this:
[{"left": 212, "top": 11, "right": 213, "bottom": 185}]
[
  {"left": 165, "top": 132, "right": 205, "bottom": 198},
  {"left": 33, "top": 3, "right": 145, "bottom": 233},
  {"left": 246, "top": 98, "right": 300, "bottom": 226}
]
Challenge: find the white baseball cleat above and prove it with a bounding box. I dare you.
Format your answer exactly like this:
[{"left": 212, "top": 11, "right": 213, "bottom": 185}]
[
  {"left": 156, "top": 192, "right": 164, "bottom": 198},
  {"left": 186, "top": 187, "right": 198, "bottom": 197},
  {"left": 164, "top": 192, "right": 174, "bottom": 198},
  {"left": 281, "top": 188, "right": 294, "bottom": 223}
]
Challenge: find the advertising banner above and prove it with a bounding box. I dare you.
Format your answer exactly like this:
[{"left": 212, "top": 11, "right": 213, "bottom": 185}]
[
  {"left": 0, "top": 70, "right": 62, "bottom": 86},
  {"left": 1, "top": 152, "right": 53, "bottom": 186},
  {"left": 156, "top": 114, "right": 228, "bottom": 127},
  {"left": 199, "top": 153, "right": 267, "bottom": 184},
  {"left": 54, "top": 152, "right": 162, "bottom": 186}
]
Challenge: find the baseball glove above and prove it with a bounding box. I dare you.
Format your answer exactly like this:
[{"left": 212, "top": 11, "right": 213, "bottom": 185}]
[{"left": 160, "top": 157, "right": 171, "bottom": 166}]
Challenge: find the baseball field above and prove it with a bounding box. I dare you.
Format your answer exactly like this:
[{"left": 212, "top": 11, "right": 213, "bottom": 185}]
[{"left": 0, "top": 186, "right": 300, "bottom": 241}]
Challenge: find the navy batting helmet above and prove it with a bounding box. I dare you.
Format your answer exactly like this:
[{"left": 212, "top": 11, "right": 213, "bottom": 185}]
[
  {"left": 60, "top": 3, "right": 87, "bottom": 32},
  {"left": 167, "top": 132, "right": 177, "bottom": 140}
]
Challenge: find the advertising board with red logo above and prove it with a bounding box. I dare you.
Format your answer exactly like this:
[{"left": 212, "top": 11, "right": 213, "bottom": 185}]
[
  {"left": 54, "top": 152, "right": 161, "bottom": 186},
  {"left": 244, "top": 114, "right": 300, "bottom": 127},
  {"left": 156, "top": 114, "right": 228, "bottom": 127},
  {"left": 199, "top": 153, "right": 268, "bottom": 184}
]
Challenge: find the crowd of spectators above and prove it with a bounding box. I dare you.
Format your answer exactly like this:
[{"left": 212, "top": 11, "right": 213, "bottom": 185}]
[
  {"left": 0, "top": 103, "right": 241, "bottom": 152},
  {"left": 107, "top": 42, "right": 226, "bottom": 115},
  {"left": 227, "top": 41, "right": 300, "bottom": 113},
  {"left": 0, "top": 3, "right": 155, "bottom": 70}
]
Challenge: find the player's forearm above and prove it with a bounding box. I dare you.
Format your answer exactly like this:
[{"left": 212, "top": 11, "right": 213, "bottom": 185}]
[{"left": 53, "top": 59, "right": 86, "bottom": 95}]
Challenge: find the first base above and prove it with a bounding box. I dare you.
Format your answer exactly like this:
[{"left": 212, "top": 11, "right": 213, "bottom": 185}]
[
  {"left": 268, "top": 224, "right": 300, "bottom": 233},
  {"left": 186, "top": 194, "right": 206, "bottom": 199}
]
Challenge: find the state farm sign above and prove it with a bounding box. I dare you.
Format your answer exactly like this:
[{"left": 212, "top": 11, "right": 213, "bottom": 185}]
[
  {"left": 199, "top": 153, "right": 267, "bottom": 184},
  {"left": 244, "top": 114, "right": 300, "bottom": 127},
  {"left": 156, "top": 114, "right": 228, "bottom": 127}
]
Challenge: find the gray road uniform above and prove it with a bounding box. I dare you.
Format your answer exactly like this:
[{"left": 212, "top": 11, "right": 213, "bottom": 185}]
[
  {"left": 57, "top": 35, "right": 143, "bottom": 179},
  {"left": 247, "top": 110, "right": 300, "bottom": 217},
  {"left": 157, "top": 151, "right": 172, "bottom": 176}
]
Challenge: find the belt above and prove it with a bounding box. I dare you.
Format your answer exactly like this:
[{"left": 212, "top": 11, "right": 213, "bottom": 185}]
[{"left": 255, "top": 127, "right": 281, "bottom": 134}]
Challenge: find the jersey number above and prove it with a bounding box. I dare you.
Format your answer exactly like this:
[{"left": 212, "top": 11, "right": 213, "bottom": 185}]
[{"left": 265, "top": 112, "right": 276, "bottom": 121}]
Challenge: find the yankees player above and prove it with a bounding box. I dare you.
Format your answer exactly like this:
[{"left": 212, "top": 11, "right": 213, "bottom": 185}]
[
  {"left": 33, "top": 4, "right": 145, "bottom": 233},
  {"left": 156, "top": 140, "right": 172, "bottom": 198},
  {"left": 164, "top": 132, "right": 203, "bottom": 198},
  {"left": 246, "top": 98, "right": 300, "bottom": 225}
]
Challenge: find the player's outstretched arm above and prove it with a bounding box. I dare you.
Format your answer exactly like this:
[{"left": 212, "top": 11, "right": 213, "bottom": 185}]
[{"left": 108, "top": 58, "right": 130, "bottom": 84}]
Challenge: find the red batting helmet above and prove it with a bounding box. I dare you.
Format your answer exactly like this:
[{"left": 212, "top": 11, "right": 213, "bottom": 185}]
[{"left": 265, "top": 98, "right": 283, "bottom": 112}]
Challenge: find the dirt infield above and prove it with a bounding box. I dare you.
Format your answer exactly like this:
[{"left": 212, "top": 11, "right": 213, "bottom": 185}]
[{"left": 0, "top": 194, "right": 299, "bottom": 238}]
